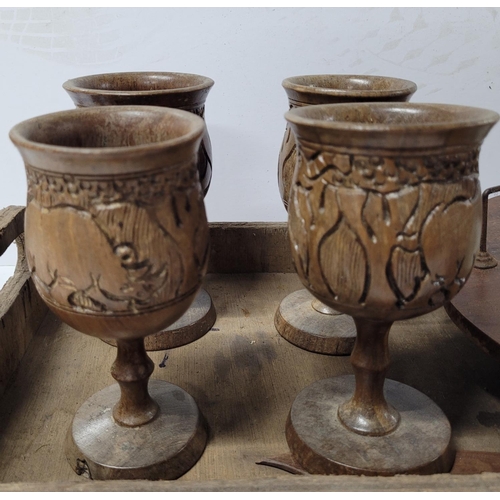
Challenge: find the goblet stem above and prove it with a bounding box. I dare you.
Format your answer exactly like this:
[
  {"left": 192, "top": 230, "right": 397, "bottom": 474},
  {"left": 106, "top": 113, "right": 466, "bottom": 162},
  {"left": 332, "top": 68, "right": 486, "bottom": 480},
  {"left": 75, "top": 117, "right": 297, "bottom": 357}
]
[
  {"left": 110, "top": 338, "right": 160, "bottom": 427},
  {"left": 338, "top": 318, "right": 400, "bottom": 436}
]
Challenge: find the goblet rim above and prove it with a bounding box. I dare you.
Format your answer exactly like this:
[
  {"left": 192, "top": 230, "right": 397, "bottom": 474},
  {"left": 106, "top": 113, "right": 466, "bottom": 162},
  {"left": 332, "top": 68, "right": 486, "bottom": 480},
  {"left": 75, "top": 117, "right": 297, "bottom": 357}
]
[
  {"left": 285, "top": 102, "right": 500, "bottom": 133},
  {"left": 9, "top": 105, "right": 205, "bottom": 157},
  {"left": 282, "top": 74, "right": 417, "bottom": 99},
  {"left": 63, "top": 71, "right": 215, "bottom": 96}
]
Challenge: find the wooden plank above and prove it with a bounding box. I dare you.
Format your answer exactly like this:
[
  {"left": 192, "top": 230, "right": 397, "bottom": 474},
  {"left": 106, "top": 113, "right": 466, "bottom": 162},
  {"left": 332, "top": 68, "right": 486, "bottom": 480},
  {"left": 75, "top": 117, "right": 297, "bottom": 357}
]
[
  {"left": 2, "top": 473, "right": 500, "bottom": 492},
  {"left": 208, "top": 222, "right": 294, "bottom": 273},
  {"left": 0, "top": 206, "right": 48, "bottom": 397},
  {"left": 452, "top": 451, "right": 500, "bottom": 475},
  {"left": 0, "top": 206, "right": 24, "bottom": 256}
]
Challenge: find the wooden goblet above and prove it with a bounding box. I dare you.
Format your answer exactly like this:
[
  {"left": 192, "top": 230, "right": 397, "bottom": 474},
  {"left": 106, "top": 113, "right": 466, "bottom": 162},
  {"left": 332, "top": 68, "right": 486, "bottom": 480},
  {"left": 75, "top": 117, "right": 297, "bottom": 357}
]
[
  {"left": 275, "top": 75, "right": 417, "bottom": 355},
  {"left": 63, "top": 72, "right": 216, "bottom": 351},
  {"left": 10, "top": 105, "right": 210, "bottom": 480},
  {"left": 285, "top": 102, "right": 499, "bottom": 475}
]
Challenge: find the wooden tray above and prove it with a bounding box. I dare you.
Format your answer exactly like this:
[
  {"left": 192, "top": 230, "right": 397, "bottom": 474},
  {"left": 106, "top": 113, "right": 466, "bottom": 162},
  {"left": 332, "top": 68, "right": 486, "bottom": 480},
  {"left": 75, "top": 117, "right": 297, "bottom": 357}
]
[{"left": 1, "top": 206, "right": 500, "bottom": 491}]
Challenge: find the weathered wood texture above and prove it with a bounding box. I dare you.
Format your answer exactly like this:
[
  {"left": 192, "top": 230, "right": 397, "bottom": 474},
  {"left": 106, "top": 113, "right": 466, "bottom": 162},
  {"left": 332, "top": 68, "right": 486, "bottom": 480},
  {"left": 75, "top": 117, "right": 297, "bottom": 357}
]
[
  {"left": 283, "top": 102, "right": 498, "bottom": 475},
  {"left": 208, "top": 222, "right": 294, "bottom": 273},
  {"left": 2, "top": 473, "right": 500, "bottom": 492},
  {"left": 446, "top": 195, "right": 500, "bottom": 360},
  {"left": 1, "top": 222, "right": 500, "bottom": 489},
  {"left": 1, "top": 273, "right": 500, "bottom": 486},
  {"left": 9, "top": 106, "right": 213, "bottom": 480},
  {"left": 0, "top": 206, "right": 48, "bottom": 397}
]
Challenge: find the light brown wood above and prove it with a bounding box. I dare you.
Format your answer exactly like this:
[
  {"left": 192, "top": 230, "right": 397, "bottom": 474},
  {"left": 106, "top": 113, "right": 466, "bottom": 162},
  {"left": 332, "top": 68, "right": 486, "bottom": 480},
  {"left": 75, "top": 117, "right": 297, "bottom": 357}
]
[
  {"left": 2, "top": 272, "right": 500, "bottom": 485},
  {"left": 104, "top": 287, "right": 216, "bottom": 351},
  {"left": 9, "top": 106, "right": 210, "bottom": 480},
  {"left": 63, "top": 72, "right": 214, "bottom": 195},
  {"left": 286, "top": 375, "right": 454, "bottom": 476},
  {"left": 276, "top": 76, "right": 417, "bottom": 356},
  {"left": 278, "top": 74, "right": 417, "bottom": 210},
  {"left": 285, "top": 102, "right": 499, "bottom": 475},
  {"left": 2, "top": 473, "right": 500, "bottom": 492},
  {"left": 63, "top": 72, "right": 217, "bottom": 352},
  {"left": 2, "top": 223, "right": 500, "bottom": 489},
  {"left": 274, "top": 288, "right": 356, "bottom": 355},
  {"left": 67, "top": 380, "right": 207, "bottom": 480}
]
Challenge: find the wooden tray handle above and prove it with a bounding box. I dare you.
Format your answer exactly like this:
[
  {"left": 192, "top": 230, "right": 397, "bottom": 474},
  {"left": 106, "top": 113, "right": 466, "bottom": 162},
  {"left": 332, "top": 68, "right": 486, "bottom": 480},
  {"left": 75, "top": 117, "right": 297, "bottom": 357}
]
[{"left": 475, "top": 186, "right": 500, "bottom": 269}]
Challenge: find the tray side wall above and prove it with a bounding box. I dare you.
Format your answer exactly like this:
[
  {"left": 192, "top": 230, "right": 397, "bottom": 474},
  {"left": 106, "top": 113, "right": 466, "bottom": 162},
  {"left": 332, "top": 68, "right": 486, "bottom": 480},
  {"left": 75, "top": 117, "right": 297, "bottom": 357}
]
[{"left": 0, "top": 206, "right": 48, "bottom": 396}]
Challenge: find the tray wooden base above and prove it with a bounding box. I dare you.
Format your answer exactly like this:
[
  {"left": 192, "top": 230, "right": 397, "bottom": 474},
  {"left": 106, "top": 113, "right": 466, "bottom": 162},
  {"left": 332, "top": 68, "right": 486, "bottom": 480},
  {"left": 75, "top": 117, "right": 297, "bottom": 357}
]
[{"left": 2, "top": 220, "right": 500, "bottom": 490}]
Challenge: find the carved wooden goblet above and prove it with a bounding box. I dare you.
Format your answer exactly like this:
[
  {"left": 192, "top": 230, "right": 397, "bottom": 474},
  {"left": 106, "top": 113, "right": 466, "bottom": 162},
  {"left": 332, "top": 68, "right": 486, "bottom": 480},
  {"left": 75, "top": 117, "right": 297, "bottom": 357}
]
[
  {"left": 285, "top": 102, "right": 499, "bottom": 475},
  {"left": 276, "top": 75, "right": 417, "bottom": 355},
  {"left": 10, "top": 105, "right": 209, "bottom": 480},
  {"left": 63, "top": 72, "right": 216, "bottom": 351}
]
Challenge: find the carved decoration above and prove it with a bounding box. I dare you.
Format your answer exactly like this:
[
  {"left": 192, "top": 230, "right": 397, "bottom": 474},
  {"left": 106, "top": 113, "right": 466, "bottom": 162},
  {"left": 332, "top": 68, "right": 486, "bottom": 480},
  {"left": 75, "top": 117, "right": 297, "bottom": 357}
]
[
  {"left": 289, "top": 145, "right": 482, "bottom": 319},
  {"left": 25, "top": 163, "right": 209, "bottom": 316}
]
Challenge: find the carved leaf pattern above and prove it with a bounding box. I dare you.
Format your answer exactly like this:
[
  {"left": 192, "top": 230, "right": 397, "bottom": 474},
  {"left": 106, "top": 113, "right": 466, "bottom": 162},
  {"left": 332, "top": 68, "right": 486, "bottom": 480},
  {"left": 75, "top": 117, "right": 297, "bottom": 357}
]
[
  {"left": 319, "top": 217, "right": 368, "bottom": 304},
  {"left": 288, "top": 144, "right": 481, "bottom": 319},
  {"left": 388, "top": 247, "right": 426, "bottom": 305}
]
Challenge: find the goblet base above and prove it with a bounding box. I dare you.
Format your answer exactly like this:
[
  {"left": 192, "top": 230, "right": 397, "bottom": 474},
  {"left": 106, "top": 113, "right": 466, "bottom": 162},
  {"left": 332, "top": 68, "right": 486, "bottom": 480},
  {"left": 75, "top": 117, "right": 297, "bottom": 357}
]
[
  {"left": 286, "top": 375, "right": 454, "bottom": 476},
  {"left": 275, "top": 289, "right": 356, "bottom": 355},
  {"left": 102, "top": 288, "right": 216, "bottom": 351},
  {"left": 65, "top": 379, "right": 207, "bottom": 480}
]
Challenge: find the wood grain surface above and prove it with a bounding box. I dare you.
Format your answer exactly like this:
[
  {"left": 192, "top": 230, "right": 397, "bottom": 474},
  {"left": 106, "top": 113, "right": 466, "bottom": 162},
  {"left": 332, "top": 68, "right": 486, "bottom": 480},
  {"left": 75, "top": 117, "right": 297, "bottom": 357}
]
[
  {"left": 2, "top": 220, "right": 500, "bottom": 489},
  {"left": 0, "top": 206, "right": 48, "bottom": 397},
  {"left": 1, "top": 272, "right": 500, "bottom": 486}
]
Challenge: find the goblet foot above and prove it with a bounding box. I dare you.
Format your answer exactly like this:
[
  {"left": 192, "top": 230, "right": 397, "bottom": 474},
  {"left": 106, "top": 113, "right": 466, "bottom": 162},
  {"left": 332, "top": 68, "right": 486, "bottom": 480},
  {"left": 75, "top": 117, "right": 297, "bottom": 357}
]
[
  {"left": 274, "top": 289, "right": 356, "bottom": 355},
  {"left": 65, "top": 379, "right": 207, "bottom": 480},
  {"left": 286, "top": 375, "right": 454, "bottom": 476},
  {"left": 102, "top": 288, "right": 216, "bottom": 351}
]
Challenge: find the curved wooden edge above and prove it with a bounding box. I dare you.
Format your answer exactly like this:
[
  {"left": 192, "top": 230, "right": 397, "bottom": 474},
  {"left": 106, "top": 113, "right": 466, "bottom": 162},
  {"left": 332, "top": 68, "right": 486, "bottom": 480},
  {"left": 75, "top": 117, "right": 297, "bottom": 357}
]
[
  {"left": 0, "top": 205, "right": 48, "bottom": 396},
  {"left": 444, "top": 301, "right": 500, "bottom": 361},
  {"left": 1, "top": 473, "right": 500, "bottom": 492}
]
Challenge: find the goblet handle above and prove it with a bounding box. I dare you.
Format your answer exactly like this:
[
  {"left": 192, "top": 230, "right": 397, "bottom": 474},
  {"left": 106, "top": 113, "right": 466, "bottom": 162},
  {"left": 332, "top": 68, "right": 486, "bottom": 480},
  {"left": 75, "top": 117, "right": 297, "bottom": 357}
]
[
  {"left": 110, "top": 338, "right": 159, "bottom": 427},
  {"left": 338, "top": 318, "right": 400, "bottom": 436}
]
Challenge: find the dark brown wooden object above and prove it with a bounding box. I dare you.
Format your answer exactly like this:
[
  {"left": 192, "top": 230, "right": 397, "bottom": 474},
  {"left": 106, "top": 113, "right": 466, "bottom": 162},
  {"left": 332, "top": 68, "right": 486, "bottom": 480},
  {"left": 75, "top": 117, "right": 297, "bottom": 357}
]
[
  {"left": 9, "top": 105, "right": 210, "bottom": 480},
  {"left": 275, "top": 75, "right": 417, "bottom": 355},
  {"left": 63, "top": 72, "right": 216, "bottom": 351},
  {"left": 445, "top": 193, "right": 500, "bottom": 360},
  {"left": 284, "top": 102, "right": 499, "bottom": 475}
]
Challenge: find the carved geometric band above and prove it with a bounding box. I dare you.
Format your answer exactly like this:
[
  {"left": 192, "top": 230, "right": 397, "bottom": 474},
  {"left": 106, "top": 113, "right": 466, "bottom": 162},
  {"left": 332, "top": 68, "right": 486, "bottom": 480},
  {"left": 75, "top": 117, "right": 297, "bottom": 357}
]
[
  {"left": 298, "top": 145, "right": 480, "bottom": 194},
  {"left": 26, "top": 162, "right": 198, "bottom": 208}
]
